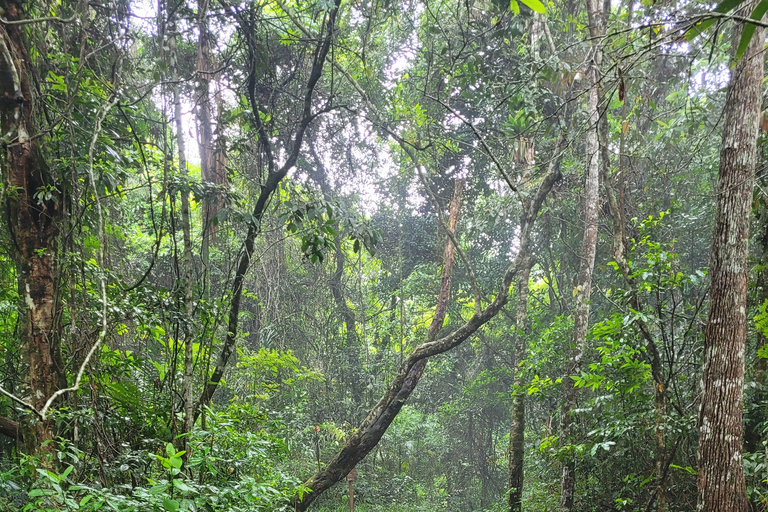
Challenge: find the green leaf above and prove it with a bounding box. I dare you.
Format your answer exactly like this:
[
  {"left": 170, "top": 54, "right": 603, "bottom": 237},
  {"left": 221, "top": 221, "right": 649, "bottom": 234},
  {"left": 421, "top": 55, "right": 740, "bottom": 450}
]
[
  {"left": 735, "top": 0, "right": 768, "bottom": 60},
  {"left": 519, "top": 0, "right": 546, "bottom": 13},
  {"left": 61, "top": 465, "right": 74, "bottom": 479},
  {"left": 162, "top": 498, "right": 180, "bottom": 512},
  {"left": 510, "top": 0, "right": 520, "bottom": 15},
  {"left": 173, "top": 478, "right": 192, "bottom": 492}
]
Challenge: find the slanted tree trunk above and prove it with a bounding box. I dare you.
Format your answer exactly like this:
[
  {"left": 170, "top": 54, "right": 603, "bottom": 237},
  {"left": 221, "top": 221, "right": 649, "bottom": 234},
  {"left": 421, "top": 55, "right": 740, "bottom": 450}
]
[
  {"left": 697, "top": 5, "right": 765, "bottom": 511},
  {"left": 0, "top": 0, "right": 65, "bottom": 454},
  {"left": 559, "top": 2, "right": 603, "bottom": 509},
  {"left": 296, "top": 98, "right": 569, "bottom": 508},
  {"left": 295, "top": 178, "right": 465, "bottom": 511},
  {"left": 195, "top": 0, "right": 340, "bottom": 416}
]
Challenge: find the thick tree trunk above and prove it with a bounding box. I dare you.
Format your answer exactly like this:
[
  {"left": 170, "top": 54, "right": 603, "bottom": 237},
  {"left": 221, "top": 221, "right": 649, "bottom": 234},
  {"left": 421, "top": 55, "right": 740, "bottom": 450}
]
[
  {"left": 0, "top": 1, "right": 64, "bottom": 454},
  {"left": 697, "top": 6, "right": 764, "bottom": 512},
  {"left": 559, "top": 2, "right": 603, "bottom": 509}
]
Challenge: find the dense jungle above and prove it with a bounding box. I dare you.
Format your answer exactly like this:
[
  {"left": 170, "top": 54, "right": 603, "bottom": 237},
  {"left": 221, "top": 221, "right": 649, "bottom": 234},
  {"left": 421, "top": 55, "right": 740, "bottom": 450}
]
[{"left": 0, "top": 0, "right": 766, "bottom": 510}]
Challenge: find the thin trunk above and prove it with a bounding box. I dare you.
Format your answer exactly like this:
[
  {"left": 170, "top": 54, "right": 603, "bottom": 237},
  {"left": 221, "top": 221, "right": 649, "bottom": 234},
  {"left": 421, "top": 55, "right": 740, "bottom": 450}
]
[
  {"left": 0, "top": 1, "right": 64, "bottom": 454},
  {"left": 697, "top": 5, "right": 764, "bottom": 511},
  {"left": 309, "top": 145, "right": 362, "bottom": 407},
  {"left": 559, "top": 2, "right": 603, "bottom": 509},
  {"left": 195, "top": 0, "right": 340, "bottom": 415},
  {"left": 508, "top": 16, "right": 544, "bottom": 509},
  {"left": 197, "top": 0, "right": 216, "bottom": 298},
  {"left": 296, "top": 99, "right": 571, "bottom": 508},
  {"left": 168, "top": 7, "right": 196, "bottom": 440},
  {"left": 508, "top": 261, "right": 532, "bottom": 512},
  {"left": 598, "top": 46, "right": 671, "bottom": 507}
]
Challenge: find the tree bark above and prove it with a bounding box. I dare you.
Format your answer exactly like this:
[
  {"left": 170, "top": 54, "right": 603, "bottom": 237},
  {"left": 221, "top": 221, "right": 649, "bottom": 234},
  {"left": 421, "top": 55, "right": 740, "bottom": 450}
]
[
  {"left": 0, "top": 0, "right": 64, "bottom": 454},
  {"left": 0, "top": 416, "right": 21, "bottom": 440},
  {"left": 697, "top": 5, "right": 764, "bottom": 511},
  {"left": 559, "top": 2, "right": 603, "bottom": 509}
]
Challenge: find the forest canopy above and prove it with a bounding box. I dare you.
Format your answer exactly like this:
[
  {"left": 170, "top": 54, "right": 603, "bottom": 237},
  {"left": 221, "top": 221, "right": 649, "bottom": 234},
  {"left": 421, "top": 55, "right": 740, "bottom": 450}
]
[{"left": 0, "top": 0, "right": 767, "bottom": 511}]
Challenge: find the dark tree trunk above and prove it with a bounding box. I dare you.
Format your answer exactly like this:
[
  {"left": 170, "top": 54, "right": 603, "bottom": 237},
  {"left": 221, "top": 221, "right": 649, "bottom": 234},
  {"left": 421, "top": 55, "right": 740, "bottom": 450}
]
[
  {"left": 697, "top": 5, "right": 764, "bottom": 511},
  {"left": 195, "top": 0, "right": 340, "bottom": 415},
  {"left": 0, "top": 1, "right": 64, "bottom": 454},
  {"left": 508, "top": 260, "right": 531, "bottom": 512},
  {"left": 0, "top": 416, "right": 21, "bottom": 440}
]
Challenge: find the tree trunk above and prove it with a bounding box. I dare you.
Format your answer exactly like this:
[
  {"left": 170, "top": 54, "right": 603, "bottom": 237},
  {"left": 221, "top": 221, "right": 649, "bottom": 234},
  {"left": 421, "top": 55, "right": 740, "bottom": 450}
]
[
  {"left": 697, "top": 5, "right": 764, "bottom": 511},
  {"left": 0, "top": 1, "right": 64, "bottom": 454},
  {"left": 0, "top": 416, "right": 20, "bottom": 440},
  {"left": 559, "top": 2, "right": 603, "bottom": 509},
  {"left": 195, "top": 0, "right": 340, "bottom": 415},
  {"left": 197, "top": 0, "right": 217, "bottom": 297},
  {"left": 166, "top": 4, "right": 196, "bottom": 440},
  {"left": 309, "top": 145, "right": 363, "bottom": 408},
  {"left": 508, "top": 260, "right": 531, "bottom": 512}
]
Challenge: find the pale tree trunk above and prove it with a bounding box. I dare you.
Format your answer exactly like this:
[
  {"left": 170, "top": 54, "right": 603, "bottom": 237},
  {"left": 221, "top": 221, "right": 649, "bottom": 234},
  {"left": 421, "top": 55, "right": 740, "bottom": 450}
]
[
  {"left": 559, "top": 2, "right": 603, "bottom": 510},
  {"left": 0, "top": 0, "right": 65, "bottom": 454},
  {"left": 507, "top": 16, "right": 542, "bottom": 511},
  {"left": 197, "top": 0, "right": 216, "bottom": 298},
  {"left": 697, "top": 5, "right": 764, "bottom": 511},
  {"left": 167, "top": 5, "right": 196, "bottom": 440}
]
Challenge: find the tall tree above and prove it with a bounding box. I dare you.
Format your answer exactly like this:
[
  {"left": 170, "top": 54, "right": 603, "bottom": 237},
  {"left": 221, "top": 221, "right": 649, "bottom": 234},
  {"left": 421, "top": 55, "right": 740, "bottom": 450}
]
[
  {"left": 0, "top": 0, "right": 66, "bottom": 453},
  {"left": 697, "top": 5, "right": 765, "bottom": 511},
  {"left": 559, "top": 1, "right": 604, "bottom": 509}
]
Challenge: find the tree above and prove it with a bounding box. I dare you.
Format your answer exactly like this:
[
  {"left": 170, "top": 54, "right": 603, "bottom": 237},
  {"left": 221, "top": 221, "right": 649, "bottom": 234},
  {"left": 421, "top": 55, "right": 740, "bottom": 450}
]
[
  {"left": 696, "top": 3, "right": 765, "bottom": 510},
  {"left": 559, "top": 1, "right": 603, "bottom": 509},
  {"left": 0, "top": 0, "right": 66, "bottom": 453}
]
